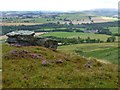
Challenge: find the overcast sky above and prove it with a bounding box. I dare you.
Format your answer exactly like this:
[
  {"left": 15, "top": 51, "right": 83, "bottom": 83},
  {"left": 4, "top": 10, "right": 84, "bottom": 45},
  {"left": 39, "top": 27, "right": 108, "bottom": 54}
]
[{"left": 0, "top": 0, "right": 119, "bottom": 11}]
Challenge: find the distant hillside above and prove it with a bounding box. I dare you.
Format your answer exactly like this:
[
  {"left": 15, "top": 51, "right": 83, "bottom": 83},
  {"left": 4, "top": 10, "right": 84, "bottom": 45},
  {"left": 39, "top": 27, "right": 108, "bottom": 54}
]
[
  {"left": 83, "top": 9, "right": 118, "bottom": 17},
  {"left": 2, "top": 9, "right": 118, "bottom": 17},
  {"left": 2, "top": 9, "right": 117, "bottom": 25},
  {"left": 2, "top": 44, "right": 118, "bottom": 88}
]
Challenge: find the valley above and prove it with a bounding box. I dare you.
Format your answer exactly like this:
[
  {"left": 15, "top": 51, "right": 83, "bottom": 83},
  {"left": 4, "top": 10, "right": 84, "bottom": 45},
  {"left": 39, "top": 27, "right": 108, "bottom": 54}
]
[{"left": 1, "top": 10, "right": 119, "bottom": 88}]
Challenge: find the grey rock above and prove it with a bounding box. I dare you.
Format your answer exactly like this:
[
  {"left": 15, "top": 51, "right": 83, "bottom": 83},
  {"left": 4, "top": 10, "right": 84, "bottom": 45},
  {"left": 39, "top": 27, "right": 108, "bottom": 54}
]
[
  {"left": 6, "top": 30, "right": 58, "bottom": 50},
  {"left": 56, "top": 59, "right": 63, "bottom": 64}
]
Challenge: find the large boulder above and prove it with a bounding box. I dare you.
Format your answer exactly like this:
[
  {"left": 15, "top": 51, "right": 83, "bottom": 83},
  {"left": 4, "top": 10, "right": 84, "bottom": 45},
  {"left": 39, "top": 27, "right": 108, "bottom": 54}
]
[
  {"left": 6, "top": 30, "right": 35, "bottom": 45},
  {"left": 6, "top": 30, "right": 35, "bottom": 37},
  {"left": 6, "top": 30, "right": 58, "bottom": 50}
]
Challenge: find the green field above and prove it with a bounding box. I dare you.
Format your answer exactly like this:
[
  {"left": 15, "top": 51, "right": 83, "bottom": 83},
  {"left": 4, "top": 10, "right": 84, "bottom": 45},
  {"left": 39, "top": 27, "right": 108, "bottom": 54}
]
[
  {"left": 2, "top": 44, "right": 118, "bottom": 88},
  {"left": 108, "top": 27, "right": 118, "bottom": 34},
  {"left": 41, "top": 32, "right": 115, "bottom": 41},
  {"left": 3, "top": 17, "right": 49, "bottom": 23},
  {"left": 2, "top": 12, "right": 117, "bottom": 25},
  {"left": 58, "top": 13, "right": 91, "bottom": 20},
  {"left": 2, "top": 13, "right": 91, "bottom": 23},
  {"left": 58, "top": 43, "right": 118, "bottom": 64}
]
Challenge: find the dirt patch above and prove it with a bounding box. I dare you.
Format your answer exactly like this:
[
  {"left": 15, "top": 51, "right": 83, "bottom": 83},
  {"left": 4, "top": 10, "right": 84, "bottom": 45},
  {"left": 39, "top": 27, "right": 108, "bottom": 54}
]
[
  {"left": 35, "top": 32, "right": 48, "bottom": 36},
  {"left": 96, "top": 59, "right": 111, "bottom": 64}
]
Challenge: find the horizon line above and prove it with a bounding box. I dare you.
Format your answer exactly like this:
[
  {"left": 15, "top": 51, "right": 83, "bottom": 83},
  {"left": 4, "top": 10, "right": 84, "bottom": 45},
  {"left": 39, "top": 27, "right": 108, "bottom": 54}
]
[{"left": 0, "top": 8, "right": 118, "bottom": 12}]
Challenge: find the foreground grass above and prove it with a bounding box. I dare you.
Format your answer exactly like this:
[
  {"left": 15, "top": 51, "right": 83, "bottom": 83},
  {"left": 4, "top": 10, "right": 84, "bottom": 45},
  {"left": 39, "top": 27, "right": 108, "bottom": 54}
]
[
  {"left": 58, "top": 43, "right": 118, "bottom": 64},
  {"left": 2, "top": 44, "right": 118, "bottom": 88}
]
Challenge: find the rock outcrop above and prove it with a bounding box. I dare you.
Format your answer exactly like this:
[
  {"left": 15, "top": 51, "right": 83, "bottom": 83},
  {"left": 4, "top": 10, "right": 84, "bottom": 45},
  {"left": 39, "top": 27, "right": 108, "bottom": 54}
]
[{"left": 6, "top": 30, "right": 58, "bottom": 50}]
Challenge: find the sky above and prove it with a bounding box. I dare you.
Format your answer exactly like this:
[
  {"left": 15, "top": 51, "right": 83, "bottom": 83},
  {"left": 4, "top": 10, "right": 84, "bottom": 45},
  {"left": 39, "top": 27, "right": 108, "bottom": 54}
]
[{"left": 0, "top": 0, "right": 119, "bottom": 11}]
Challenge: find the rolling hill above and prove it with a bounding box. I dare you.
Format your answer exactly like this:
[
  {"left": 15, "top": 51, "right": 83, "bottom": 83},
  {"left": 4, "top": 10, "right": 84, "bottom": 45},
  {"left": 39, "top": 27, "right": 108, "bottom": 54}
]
[
  {"left": 2, "top": 10, "right": 118, "bottom": 26},
  {"left": 83, "top": 8, "right": 118, "bottom": 17},
  {"left": 2, "top": 44, "right": 118, "bottom": 88},
  {"left": 58, "top": 43, "right": 118, "bottom": 64}
]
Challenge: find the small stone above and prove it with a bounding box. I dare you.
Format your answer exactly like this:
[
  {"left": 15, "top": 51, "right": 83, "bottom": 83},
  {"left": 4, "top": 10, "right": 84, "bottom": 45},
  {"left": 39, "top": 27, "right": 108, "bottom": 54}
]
[
  {"left": 84, "top": 64, "right": 92, "bottom": 68},
  {"left": 22, "top": 50, "right": 29, "bottom": 53},
  {"left": 23, "top": 75, "right": 29, "bottom": 80},
  {"left": 87, "top": 60, "right": 93, "bottom": 64},
  {"left": 42, "top": 60, "right": 47, "bottom": 66},
  {"left": 64, "top": 56, "right": 70, "bottom": 61},
  {"left": 40, "top": 57, "right": 45, "bottom": 60},
  {"left": 30, "top": 53, "right": 38, "bottom": 59},
  {"left": 38, "top": 54, "right": 43, "bottom": 57},
  {"left": 49, "top": 60, "right": 54, "bottom": 63},
  {"left": 10, "top": 50, "right": 17, "bottom": 54},
  {"left": 56, "top": 59, "right": 63, "bottom": 64}
]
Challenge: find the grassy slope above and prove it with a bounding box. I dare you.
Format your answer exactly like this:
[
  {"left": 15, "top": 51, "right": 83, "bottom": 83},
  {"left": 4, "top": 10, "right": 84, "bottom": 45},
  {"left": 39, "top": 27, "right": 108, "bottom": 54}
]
[
  {"left": 58, "top": 43, "right": 118, "bottom": 64},
  {"left": 80, "top": 47, "right": 118, "bottom": 64},
  {"left": 2, "top": 44, "right": 118, "bottom": 88},
  {"left": 41, "top": 32, "right": 114, "bottom": 41}
]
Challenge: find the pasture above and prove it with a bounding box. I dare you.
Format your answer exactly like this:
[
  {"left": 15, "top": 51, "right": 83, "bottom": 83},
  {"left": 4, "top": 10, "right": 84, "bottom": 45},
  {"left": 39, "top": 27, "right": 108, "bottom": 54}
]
[
  {"left": 41, "top": 32, "right": 116, "bottom": 41},
  {"left": 58, "top": 43, "right": 118, "bottom": 64},
  {"left": 108, "top": 27, "right": 118, "bottom": 34}
]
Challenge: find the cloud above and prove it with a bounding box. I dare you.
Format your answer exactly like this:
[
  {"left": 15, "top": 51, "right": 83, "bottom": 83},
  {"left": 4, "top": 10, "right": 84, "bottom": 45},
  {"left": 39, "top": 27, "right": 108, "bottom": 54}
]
[{"left": 0, "top": 0, "right": 119, "bottom": 11}]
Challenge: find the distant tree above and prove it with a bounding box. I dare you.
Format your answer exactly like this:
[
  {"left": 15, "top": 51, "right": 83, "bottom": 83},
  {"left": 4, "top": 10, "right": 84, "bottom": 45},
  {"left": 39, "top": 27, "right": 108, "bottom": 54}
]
[
  {"left": 67, "top": 27, "right": 73, "bottom": 32},
  {"left": 91, "top": 20, "right": 94, "bottom": 23},
  {"left": 78, "top": 36, "right": 81, "bottom": 40},
  {"left": 88, "top": 16, "right": 91, "bottom": 20},
  {"left": 106, "top": 36, "right": 116, "bottom": 42},
  {"left": 86, "top": 37, "right": 91, "bottom": 43},
  {"left": 57, "top": 21, "right": 60, "bottom": 25},
  {"left": 96, "top": 39, "right": 100, "bottom": 43},
  {"left": 64, "top": 18, "right": 69, "bottom": 21},
  {"left": 59, "top": 18, "right": 62, "bottom": 20},
  {"left": 64, "top": 22, "right": 67, "bottom": 25},
  {"left": 69, "top": 21, "right": 73, "bottom": 25}
]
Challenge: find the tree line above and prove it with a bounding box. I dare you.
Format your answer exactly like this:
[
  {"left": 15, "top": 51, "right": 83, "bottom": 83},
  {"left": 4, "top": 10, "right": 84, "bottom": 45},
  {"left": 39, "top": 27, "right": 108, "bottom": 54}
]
[
  {"left": 42, "top": 36, "right": 116, "bottom": 46},
  {"left": 1, "top": 21, "right": 119, "bottom": 35}
]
